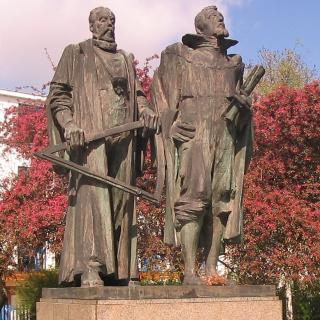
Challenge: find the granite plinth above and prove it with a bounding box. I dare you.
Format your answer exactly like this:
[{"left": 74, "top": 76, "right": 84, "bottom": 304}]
[
  {"left": 37, "top": 285, "right": 283, "bottom": 320},
  {"left": 42, "top": 284, "right": 276, "bottom": 300}
]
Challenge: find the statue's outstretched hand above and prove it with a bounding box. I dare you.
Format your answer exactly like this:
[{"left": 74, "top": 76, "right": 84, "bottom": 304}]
[
  {"left": 64, "top": 122, "right": 85, "bottom": 149},
  {"left": 170, "top": 121, "right": 196, "bottom": 143}
]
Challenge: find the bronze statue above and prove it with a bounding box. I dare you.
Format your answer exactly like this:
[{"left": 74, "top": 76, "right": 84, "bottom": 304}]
[
  {"left": 46, "top": 7, "right": 158, "bottom": 287},
  {"left": 152, "top": 6, "right": 263, "bottom": 284}
]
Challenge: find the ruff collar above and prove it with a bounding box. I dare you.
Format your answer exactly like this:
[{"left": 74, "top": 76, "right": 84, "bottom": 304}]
[{"left": 182, "top": 34, "right": 238, "bottom": 52}]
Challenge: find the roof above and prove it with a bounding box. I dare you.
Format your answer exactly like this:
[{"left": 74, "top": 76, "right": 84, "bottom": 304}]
[{"left": 0, "top": 89, "right": 46, "bottom": 102}]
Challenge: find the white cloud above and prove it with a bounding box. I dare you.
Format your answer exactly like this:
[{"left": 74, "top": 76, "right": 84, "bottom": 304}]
[{"left": 0, "top": 0, "right": 248, "bottom": 91}]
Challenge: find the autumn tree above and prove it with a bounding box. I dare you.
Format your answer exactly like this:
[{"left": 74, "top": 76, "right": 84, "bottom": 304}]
[
  {"left": 228, "top": 81, "right": 320, "bottom": 286},
  {"left": 0, "top": 104, "right": 67, "bottom": 274},
  {"left": 251, "top": 48, "right": 318, "bottom": 95}
]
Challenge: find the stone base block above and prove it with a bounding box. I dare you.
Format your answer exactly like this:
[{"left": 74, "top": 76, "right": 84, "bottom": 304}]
[{"left": 37, "top": 286, "right": 283, "bottom": 320}]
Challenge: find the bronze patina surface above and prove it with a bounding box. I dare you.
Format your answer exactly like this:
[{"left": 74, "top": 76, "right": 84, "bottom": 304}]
[
  {"left": 45, "top": 7, "right": 159, "bottom": 287},
  {"left": 152, "top": 6, "right": 264, "bottom": 284}
]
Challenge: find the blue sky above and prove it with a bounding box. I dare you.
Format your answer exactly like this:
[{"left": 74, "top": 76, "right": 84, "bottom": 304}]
[
  {"left": 229, "top": 1, "right": 320, "bottom": 70},
  {"left": 0, "top": 0, "right": 319, "bottom": 92}
]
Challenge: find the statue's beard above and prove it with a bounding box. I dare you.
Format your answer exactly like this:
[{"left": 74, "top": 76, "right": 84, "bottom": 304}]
[
  {"left": 215, "top": 26, "right": 229, "bottom": 38},
  {"left": 92, "top": 27, "right": 115, "bottom": 43},
  {"left": 92, "top": 27, "right": 117, "bottom": 52}
]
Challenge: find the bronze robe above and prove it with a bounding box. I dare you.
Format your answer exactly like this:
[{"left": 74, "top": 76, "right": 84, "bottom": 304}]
[
  {"left": 152, "top": 34, "right": 253, "bottom": 247},
  {"left": 47, "top": 39, "right": 146, "bottom": 283}
]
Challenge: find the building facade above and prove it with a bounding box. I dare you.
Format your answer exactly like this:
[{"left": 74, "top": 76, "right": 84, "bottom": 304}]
[{"left": 0, "top": 89, "right": 46, "bottom": 182}]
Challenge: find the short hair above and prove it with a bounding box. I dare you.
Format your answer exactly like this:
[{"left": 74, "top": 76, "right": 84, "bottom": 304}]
[
  {"left": 195, "top": 6, "right": 218, "bottom": 33},
  {"left": 89, "top": 7, "right": 115, "bottom": 25}
]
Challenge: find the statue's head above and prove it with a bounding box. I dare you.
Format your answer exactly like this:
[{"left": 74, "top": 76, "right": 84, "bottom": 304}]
[
  {"left": 195, "top": 6, "right": 229, "bottom": 38},
  {"left": 89, "top": 7, "right": 115, "bottom": 42}
]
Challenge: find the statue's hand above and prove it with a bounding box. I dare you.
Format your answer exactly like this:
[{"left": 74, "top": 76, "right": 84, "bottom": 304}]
[
  {"left": 170, "top": 121, "right": 196, "bottom": 143},
  {"left": 64, "top": 122, "right": 85, "bottom": 149},
  {"left": 233, "top": 93, "right": 252, "bottom": 110},
  {"left": 140, "top": 108, "right": 161, "bottom": 137}
]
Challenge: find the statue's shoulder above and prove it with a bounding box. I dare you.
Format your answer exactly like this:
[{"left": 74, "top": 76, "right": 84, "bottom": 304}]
[
  {"left": 162, "top": 42, "right": 190, "bottom": 58},
  {"left": 118, "top": 49, "right": 135, "bottom": 62},
  {"left": 60, "top": 42, "right": 81, "bottom": 56},
  {"left": 228, "top": 54, "right": 243, "bottom": 66}
]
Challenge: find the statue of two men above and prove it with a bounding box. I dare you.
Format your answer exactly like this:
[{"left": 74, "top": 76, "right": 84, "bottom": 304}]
[{"left": 47, "top": 6, "right": 254, "bottom": 286}]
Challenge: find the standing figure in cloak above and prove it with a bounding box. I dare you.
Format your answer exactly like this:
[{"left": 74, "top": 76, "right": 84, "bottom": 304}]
[
  {"left": 152, "top": 6, "right": 253, "bottom": 284},
  {"left": 47, "top": 7, "right": 158, "bottom": 287}
]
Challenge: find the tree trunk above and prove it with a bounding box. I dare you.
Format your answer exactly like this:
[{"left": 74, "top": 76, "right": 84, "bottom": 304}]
[
  {"left": 285, "top": 280, "right": 294, "bottom": 320},
  {"left": 278, "top": 276, "right": 294, "bottom": 320},
  {"left": 0, "top": 280, "right": 7, "bottom": 310}
]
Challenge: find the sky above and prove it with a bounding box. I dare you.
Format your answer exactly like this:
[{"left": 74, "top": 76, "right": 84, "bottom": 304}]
[{"left": 0, "top": 0, "right": 319, "bottom": 93}]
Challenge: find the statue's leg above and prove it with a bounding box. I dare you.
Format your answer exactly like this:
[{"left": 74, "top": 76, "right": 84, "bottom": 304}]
[
  {"left": 175, "top": 140, "right": 211, "bottom": 285},
  {"left": 180, "top": 218, "right": 204, "bottom": 284},
  {"left": 204, "top": 121, "right": 236, "bottom": 277},
  {"left": 205, "top": 214, "right": 223, "bottom": 276}
]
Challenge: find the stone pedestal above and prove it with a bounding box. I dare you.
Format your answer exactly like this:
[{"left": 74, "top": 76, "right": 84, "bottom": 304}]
[{"left": 37, "top": 285, "right": 283, "bottom": 320}]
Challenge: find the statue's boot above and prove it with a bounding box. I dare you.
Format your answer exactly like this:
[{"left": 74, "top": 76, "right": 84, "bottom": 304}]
[
  {"left": 81, "top": 260, "right": 104, "bottom": 287},
  {"left": 205, "top": 215, "right": 223, "bottom": 276}
]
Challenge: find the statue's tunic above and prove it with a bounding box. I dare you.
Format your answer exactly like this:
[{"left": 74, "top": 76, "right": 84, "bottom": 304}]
[
  {"left": 47, "top": 39, "right": 146, "bottom": 283},
  {"left": 152, "top": 34, "right": 253, "bottom": 246}
]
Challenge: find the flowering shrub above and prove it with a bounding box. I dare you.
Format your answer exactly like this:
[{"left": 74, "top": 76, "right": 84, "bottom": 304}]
[{"left": 140, "top": 271, "right": 182, "bottom": 286}]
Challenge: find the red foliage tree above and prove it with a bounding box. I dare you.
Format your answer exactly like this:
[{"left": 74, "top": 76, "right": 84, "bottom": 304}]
[
  {"left": 0, "top": 104, "right": 67, "bottom": 273},
  {"left": 229, "top": 82, "right": 320, "bottom": 285}
]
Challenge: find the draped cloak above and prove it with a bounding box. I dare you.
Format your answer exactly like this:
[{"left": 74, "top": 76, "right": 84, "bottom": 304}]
[
  {"left": 47, "top": 39, "right": 144, "bottom": 283},
  {"left": 151, "top": 35, "right": 253, "bottom": 247}
]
